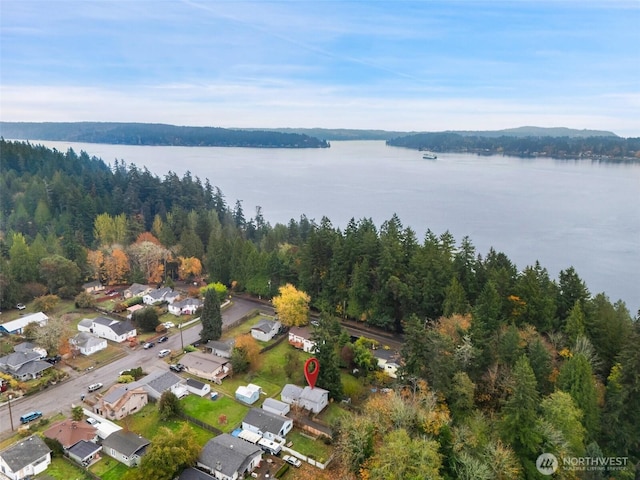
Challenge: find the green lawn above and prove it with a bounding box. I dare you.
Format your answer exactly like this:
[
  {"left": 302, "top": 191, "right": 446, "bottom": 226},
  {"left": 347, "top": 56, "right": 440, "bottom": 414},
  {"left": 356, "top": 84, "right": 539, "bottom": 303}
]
[
  {"left": 90, "top": 457, "right": 129, "bottom": 480},
  {"left": 36, "top": 457, "right": 92, "bottom": 480},
  {"left": 287, "top": 431, "right": 332, "bottom": 463},
  {"left": 182, "top": 394, "right": 250, "bottom": 433}
]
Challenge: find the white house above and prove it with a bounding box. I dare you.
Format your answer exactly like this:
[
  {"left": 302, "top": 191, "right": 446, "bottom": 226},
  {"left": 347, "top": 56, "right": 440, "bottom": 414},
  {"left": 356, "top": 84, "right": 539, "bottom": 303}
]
[
  {"left": 70, "top": 332, "right": 108, "bottom": 356},
  {"left": 250, "top": 319, "right": 281, "bottom": 342},
  {"left": 0, "top": 350, "right": 51, "bottom": 381},
  {"left": 0, "top": 312, "right": 48, "bottom": 335},
  {"left": 85, "top": 317, "right": 136, "bottom": 343},
  {"left": 288, "top": 326, "right": 316, "bottom": 353},
  {"left": 262, "top": 397, "right": 290, "bottom": 416},
  {"left": 185, "top": 378, "right": 211, "bottom": 397},
  {"left": 197, "top": 434, "right": 262, "bottom": 480},
  {"left": 143, "top": 287, "right": 180, "bottom": 305},
  {"left": 0, "top": 435, "right": 52, "bottom": 480},
  {"left": 82, "top": 280, "right": 104, "bottom": 293},
  {"left": 168, "top": 298, "right": 203, "bottom": 316},
  {"left": 242, "top": 408, "right": 293, "bottom": 441},
  {"left": 102, "top": 431, "right": 150, "bottom": 467},
  {"left": 235, "top": 383, "right": 262, "bottom": 404},
  {"left": 134, "top": 370, "right": 188, "bottom": 400},
  {"left": 281, "top": 384, "right": 329, "bottom": 414}
]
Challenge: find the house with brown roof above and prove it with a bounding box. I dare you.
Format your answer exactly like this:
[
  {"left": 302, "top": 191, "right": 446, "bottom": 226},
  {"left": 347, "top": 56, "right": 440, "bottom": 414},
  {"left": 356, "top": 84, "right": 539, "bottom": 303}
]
[
  {"left": 179, "top": 351, "right": 231, "bottom": 384},
  {"left": 93, "top": 384, "right": 148, "bottom": 421},
  {"left": 288, "top": 326, "right": 316, "bottom": 353},
  {"left": 43, "top": 419, "right": 98, "bottom": 449}
]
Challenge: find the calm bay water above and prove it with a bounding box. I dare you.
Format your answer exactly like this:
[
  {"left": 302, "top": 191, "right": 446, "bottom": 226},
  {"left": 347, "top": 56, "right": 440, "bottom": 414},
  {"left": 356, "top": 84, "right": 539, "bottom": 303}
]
[{"left": 36, "top": 139, "right": 640, "bottom": 313}]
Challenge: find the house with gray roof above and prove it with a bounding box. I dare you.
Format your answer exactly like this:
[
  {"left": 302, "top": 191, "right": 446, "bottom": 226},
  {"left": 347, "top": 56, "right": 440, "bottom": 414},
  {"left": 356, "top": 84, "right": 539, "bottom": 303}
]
[
  {"left": 0, "top": 435, "right": 51, "bottom": 480},
  {"left": 123, "top": 283, "right": 152, "bottom": 299},
  {"left": 0, "top": 312, "right": 48, "bottom": 335},
  {"left": 250, "top": 318, "right": 281, "bottom": 342},
  {"left": 70, "top": 332, "right": 107, "bottom": 356},
  {"left": 262, "top": 397, "right": 290, "bottom": 416},
  {"left": 143, "top": 287, "right": 180, "bottom": 305},
  {"left": 93, "top": 384, "right": 148, "bottom": 421},
  {"left": 197, "top": 434, "right": 262, "bottom": 480},
  {"left": 280, "top": 384, "right": 329, "bottom": 414},
  {"left": 186, "top": 378, "right": 210, "bottom": 397},
  {"left": 102, "top": 430, "right": 150, "bottom": 467},
  {"left": 204, "top": 339, "right": 234, "bottom": 358},
  {"left": 82, "top": 280, "right": 104, "bottom": 293},
  {"left": 180, "top": 351, "right": 231, "bottom": 384},
  {"left": 0, "top": 350, "right": 51, "bottom": 381},
  {"left": 134, "top": 370, "right": 187, "bottom": 400},
  {"left": 178, "top": 467, "right": 216, "bottom": 480},
  {"left": 242, "top": 408, "right": 293, "bottom": 441},
  {"left": 67, "top": 440, "right": 102, "bottom": 467},
  {"left": 168, "top": 297, "right": 203, "bottom": 316},
  {"left": 87, "top": 316, "right": 136, "bottom": 343}
]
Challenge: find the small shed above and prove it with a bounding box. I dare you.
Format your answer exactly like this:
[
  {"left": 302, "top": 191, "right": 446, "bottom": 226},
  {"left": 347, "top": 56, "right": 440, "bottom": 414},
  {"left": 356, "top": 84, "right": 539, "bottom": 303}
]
[
  {"left": 235, "top": 383, "right": 262, "bottom": 404},
  {"left": 262, "top": 397, "right": 290, "bottom": 416},
  {"left": 186, "top": 378, "right": 210, "bottom": 397}
]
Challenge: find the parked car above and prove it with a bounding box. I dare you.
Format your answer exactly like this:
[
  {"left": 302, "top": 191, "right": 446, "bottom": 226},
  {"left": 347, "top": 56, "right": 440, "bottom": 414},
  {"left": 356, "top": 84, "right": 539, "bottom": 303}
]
[
  {"left": 45, "top": 355, "right": 61, "bottom": 364},
  {"left": 283, "top": 455, "right": 302, "bottom": 468},
  {"left": 169, "top": 364, "right": 184, "bottom": 372},
  {"left": 87, "top": 383, "right": 103, "bottom": 392},
  {"left": 105, "top": 289, "right": 118, "bottom": 296},
  {"left": 143, "top": 342, "right": 154, "bottom": 349},
  {"left": 86, "top": 417, "right": 99, "bottom": 425},
  {"left": 16, "top": 303, "right": 26, "bottom": 310},
  {"left": 163, "top": 322, "right": 175, "bottom": 329},
  {"left": 158, "top": 336, "right": 168, "bottom": 343},
  {"left": 210, "top": 391, "right": 219, "bottom": 401},
  {"left": 158, "top": 349, "right": 171, "bottom": 358}
]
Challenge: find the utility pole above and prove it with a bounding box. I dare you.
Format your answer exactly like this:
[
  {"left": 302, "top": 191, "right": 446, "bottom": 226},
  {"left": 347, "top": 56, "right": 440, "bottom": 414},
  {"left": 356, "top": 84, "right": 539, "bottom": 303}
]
[
  {"left": 7, "top": 394, "right": 14, "bottom": 431},
  {"left": 179, "top": 323, "right": 184, "bottom": 351}
]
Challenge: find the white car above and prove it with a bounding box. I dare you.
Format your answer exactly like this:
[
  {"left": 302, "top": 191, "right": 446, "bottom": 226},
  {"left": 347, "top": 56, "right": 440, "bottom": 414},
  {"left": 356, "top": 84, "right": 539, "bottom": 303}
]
[
  {"left": 283, "top": 455, "right": 302, "bottom": 468},
  {"left": 158, "top": 349, "right": 171, "bottom": 358},
  {"left": 87, "top": 383, "right": 103, "bottom": 392},
  {"left": 163, "top": 322, "right": 175, "bottom": 329},
  {"left": 86, "top": 417, "right": 99, "bottom": 425}
]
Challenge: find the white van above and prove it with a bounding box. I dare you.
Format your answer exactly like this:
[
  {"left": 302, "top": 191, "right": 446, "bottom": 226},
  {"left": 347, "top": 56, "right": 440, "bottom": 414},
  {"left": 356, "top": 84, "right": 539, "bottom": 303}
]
[
  {"left": 158, "top": 349, "right": 171, "bottom": 358},
  {"left": 87, "top": 383, "right": 103, "bottom": 392}
]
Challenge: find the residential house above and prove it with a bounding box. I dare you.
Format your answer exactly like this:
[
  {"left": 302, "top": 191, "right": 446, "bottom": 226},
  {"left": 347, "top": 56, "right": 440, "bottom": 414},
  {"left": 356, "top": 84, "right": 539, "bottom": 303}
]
[
  {"left": 185, "top": 378, "right": 210, "bottom": 397},
  {"left": 281, "top": 384, "right": 329, "bottom": 414},
  {"left": 197, "top": 434, "right": 262, "bottom": 480},
  {"left": 0, "top": 350, "right": 51, "bottom": 381},
  {"left": 82, "top": 280, "right": 104, "bottom": 293},
  {"left": 250, "top": 319, "right": 281, "bottom": 342},
  {"left": 0, "top": 312, "right": 48, "bottom": 335},
  {"left": 168, "top": 297, "right": 203, "bottom": 316},
  {"left": 135, "top": 370, "right": 187, "bottom": 400},
  {"left": 102, "top": 431, "right": 150, "bottom": 467},
  {"left": 142, "top": 287, "right": 180, "bottom": 306},
  {"left": 179, "top": 467, "right": 216, "bottom": 480},
  {"left": 43, "top": 419, "right": 97, "bottom": 449},
  {"left": 235, "top": 383, "right": 262, "bottom": 404},
  {"left": 123, "top": 283, "right": 152, "bottom": 299},
  {"left": 262, "top": 398, "right": 290, "bottom": 416},
  {"left": 70, "top": 332, "right": 108, "bottom": 356},
  {"left": 67, "top": 440, "right": 102, "bottom": 467},
  {"left": 374, "top": 348, "right": 402, "bottom": 379},
  {"left": 83, "top": 316, "right": 137, "bottom": 343},
  {"left": 179, "top": 351, "right": 231, "bottom": 384},
  {"left": 204, "top": 339, "right": 234, "bottom": 358},
  {"left": 126, "top": 304, "right": 145, "bottom": 320},
  {"left": 0, "top": 435, "right": 51, "bottom": 480},
  {"left": 242, "top": 408, "right": 293, "bottom": 441},
  {"left": 288, "top": 326, "right": 316, "bottom": 353},
  {"left": 94, "top": 385, "right": 148, "bottom": 421},
  {"left": 82, "top": 408, "right": 122, "bottom": 440}
]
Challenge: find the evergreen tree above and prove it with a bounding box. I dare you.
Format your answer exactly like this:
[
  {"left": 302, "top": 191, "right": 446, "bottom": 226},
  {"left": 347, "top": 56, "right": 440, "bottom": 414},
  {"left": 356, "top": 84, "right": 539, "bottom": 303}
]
[
  {"left": 310, "top": 317, "right": 343, "bottom": 400},
  {"left": 200, "top": 287, "right": 222, "bottom": 342},
  {"left": 558, "top": 353, "right": 599, "bottom": 440}
]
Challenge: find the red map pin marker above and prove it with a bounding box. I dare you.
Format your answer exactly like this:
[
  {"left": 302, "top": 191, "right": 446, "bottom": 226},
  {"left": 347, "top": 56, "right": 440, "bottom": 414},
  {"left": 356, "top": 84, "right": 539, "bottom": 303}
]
[{"left": 304, "top": 357, "right": 320, "bottom": 389}]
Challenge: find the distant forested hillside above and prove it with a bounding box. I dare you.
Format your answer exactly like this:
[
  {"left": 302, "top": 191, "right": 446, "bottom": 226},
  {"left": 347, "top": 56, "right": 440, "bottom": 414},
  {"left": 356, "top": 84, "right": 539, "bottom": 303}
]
[
  {"left": 0, "top": 122, "right": 330, "bottom": 148},
  {"left": 386, "top": 131, "right": 640, "bottom": 160},
  {"left": 1, "top": 139, "right": 639, "bottom": 477}
]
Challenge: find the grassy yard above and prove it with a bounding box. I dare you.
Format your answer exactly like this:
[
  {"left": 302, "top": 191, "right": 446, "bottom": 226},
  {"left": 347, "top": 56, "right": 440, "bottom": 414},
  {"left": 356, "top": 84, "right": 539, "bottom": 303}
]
[
  {"left": 287, "top": 430, "right": 333, "bottom": 463},
  {"left": 182, "top": 393, "right": 250, "bottom": 433},
  {"left": 90, "top": 457, "right": 129, "bottom": 480},
  {"left": 36, "top": 457, "right": 92, "bottom": 480}
]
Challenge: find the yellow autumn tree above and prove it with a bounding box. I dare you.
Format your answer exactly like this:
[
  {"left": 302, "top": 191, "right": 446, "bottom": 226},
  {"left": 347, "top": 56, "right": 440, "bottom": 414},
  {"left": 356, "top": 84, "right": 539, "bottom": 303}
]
[
  {"left": 86, "top": 249, "right": 105, "bottom": 282},
  {"left": 103, "top": 248, "right": 130, "bottom": 285},
  {"left": 234, "top": 334, "right": 262, "bottom": 372},
  {"left": 178, "top": 256, "right": 203, "bottom": 280},
  {"left": 272, "top": 283, "right": 311, "bottom": 327}
]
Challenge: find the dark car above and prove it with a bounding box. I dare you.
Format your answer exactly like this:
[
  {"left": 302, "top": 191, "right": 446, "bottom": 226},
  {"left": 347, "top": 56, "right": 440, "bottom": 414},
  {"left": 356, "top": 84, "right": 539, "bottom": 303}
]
[
  {"left": 169, "top": 363, "right": 184, "bottom": 372},
  {"left": 45, "top": 355, "right": 61, "bottom": 364},
  {"left": 158, "top": 336, "right": 168, "bottom": 343}
]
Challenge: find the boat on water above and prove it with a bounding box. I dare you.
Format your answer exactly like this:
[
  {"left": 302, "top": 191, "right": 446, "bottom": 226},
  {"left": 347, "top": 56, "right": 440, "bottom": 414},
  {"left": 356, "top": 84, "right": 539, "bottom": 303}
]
[{"left": 422, "top": 151, "right": 437, "bottom": 159}]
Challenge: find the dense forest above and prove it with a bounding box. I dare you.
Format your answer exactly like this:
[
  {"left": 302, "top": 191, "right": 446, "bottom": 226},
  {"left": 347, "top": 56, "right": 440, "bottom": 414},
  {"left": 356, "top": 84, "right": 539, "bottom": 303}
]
[
  {"left": 0, "top": 122, "right": 330, "bottom": 148},
  {"left": 387, "top": 132, "right": 640, "bottom": 160},
  {"left": 1, "top": 139, "right": 638, "bottom": 478}
]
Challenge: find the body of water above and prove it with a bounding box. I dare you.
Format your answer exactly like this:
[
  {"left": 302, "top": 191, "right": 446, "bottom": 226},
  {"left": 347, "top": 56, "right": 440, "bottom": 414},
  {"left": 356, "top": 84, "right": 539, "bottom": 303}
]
[{"left": 34, "top": 139, "right": 640, "bottom": 313}]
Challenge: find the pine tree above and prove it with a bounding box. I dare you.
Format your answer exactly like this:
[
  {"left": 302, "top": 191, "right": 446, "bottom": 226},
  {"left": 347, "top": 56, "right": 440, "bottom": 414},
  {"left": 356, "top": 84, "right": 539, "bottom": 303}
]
[{"left": 199, "top": 287, "right": 222, "bottom": 342}]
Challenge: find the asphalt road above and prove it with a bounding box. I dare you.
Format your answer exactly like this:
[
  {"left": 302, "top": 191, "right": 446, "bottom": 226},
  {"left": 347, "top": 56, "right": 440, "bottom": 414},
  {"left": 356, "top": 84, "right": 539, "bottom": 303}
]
[{"left": 0, "top": 296, "right": 263, "bottom": 438}]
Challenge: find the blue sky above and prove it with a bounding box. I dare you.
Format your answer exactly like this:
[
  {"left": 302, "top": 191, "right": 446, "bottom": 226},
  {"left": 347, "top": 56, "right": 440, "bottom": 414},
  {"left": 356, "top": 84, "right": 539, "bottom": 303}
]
[{"left": 1, "top": 1, "right": 639, "bottom": 136}]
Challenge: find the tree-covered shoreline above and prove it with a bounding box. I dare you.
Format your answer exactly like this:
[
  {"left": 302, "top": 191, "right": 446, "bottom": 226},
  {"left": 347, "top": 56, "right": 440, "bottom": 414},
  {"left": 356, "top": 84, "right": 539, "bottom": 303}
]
[{"left": 1, "top": 139, "right": 638, "bottom": 478}]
